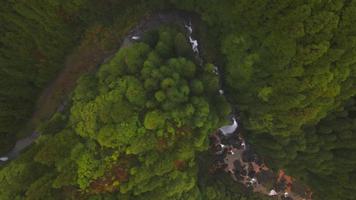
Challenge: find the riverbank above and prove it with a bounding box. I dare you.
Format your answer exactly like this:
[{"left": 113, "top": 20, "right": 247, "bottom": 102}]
[
  {"left": 209, "top": 128, "right": 313, "bottom": 200},
  {"left": 0, "top": 9, "right": 313, "bottom": 200}
]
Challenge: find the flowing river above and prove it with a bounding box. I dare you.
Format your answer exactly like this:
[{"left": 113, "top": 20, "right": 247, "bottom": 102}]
[
  {"left": 0, "top": 10, "right": 312, "bottom": 200},
  {"left": 184, "top": 16, "right": 311, "bottom": 200}
]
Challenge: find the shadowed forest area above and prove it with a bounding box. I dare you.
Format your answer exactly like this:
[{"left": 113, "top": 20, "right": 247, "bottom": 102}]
[{"left": 1, "top": 1, "right": 356, "bottom": 200}]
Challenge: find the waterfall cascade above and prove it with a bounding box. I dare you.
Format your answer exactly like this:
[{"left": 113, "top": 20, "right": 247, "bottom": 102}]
[
  {"left": 219, "top": 117, "right": 239, "bottom": 135},
  {"left": 185, "top": 21, "right": 199, "bottom": 54}
]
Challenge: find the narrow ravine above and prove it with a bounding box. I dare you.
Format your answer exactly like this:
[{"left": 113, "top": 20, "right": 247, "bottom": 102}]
[
  {"left": 184, "top": 20, "right": 312, "bottom": 200},
  {"left": 0, "top": 10, "right": 312, "bottom": 200}
]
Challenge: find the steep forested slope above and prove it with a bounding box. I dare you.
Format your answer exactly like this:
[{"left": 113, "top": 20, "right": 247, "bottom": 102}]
[
  {"left": 289, "top": 98, "right": 356, "bottom": 200},
  {"left": 1, "top": 1, "right": 356, "bottom": 200},
  {"left": 0, "top": 0, "right": 170, "bottom": 154},
  {"left": 171, "top": 0, "right": 356, "bottom": 168},
  {"left": 0, "top": 0, "right": 82, "bottom": 153},
  {"left": 169, "top": 1, "right": 356, "bottom": 199}
]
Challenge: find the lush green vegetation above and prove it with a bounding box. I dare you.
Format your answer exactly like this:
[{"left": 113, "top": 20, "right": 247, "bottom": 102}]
[
  {"left": 289, "top": 97, "right": 356, "bottom": 200},
  {"left": 0, "top": 0, "right": 169, "bottom": 154},
  {"left": 169, "top": 1, "right": 356, "bottom": 199},
  {"left": 1, "top": 0, "right": 356, "bottom": 200},
  {"left": 1, "top": 27, "right": 234, "bottom": 200},
  {"left": 0, "top": 0, "right": 80, "bottom": 153}
]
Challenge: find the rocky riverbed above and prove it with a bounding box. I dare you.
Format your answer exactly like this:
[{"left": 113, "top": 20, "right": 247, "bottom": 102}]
[
  {"left": 209, "top": 124, "right": 313, "bottom": 200},
  {"left": 0, "top": 10, "right": 313, "bottom": 200}
]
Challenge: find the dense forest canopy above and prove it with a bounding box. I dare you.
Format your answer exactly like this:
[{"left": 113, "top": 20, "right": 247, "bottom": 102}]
[
  {"left": 1, "top": 0, "right": 356, "bottom": 200},
  {"left": 0, "top": 0, "right": 166, "bottom": 153},
  {"left": 0, "top": 27, "right": 232, "bottom": 200},
  {"left": 0, "top": 0, "right": 80, "bottom": 152}
]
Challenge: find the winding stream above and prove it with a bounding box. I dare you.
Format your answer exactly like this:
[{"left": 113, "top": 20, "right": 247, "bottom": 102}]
[
  {"left": 184, "top": 17, "right": 311, "bottom": 200},
  {"left": 0, "top": 10, "right": 312, "bottom": 200}
]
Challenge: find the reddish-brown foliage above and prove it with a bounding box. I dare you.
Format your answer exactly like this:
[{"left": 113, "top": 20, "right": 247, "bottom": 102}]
[
  {"left": 112, "top": 166, "right": 129, "bottom": 182},
  {"left": 174, "top": 160, "right": 187, "bottom": 171},
  {"left": 156, "top": 138, "right": 168, "bottom": 152},
  {"left": 89, "top": 165, "right": 129, "bottom": 194},
  {"left": 277, "top": 170, "right": 293, "bottom": 193}
]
